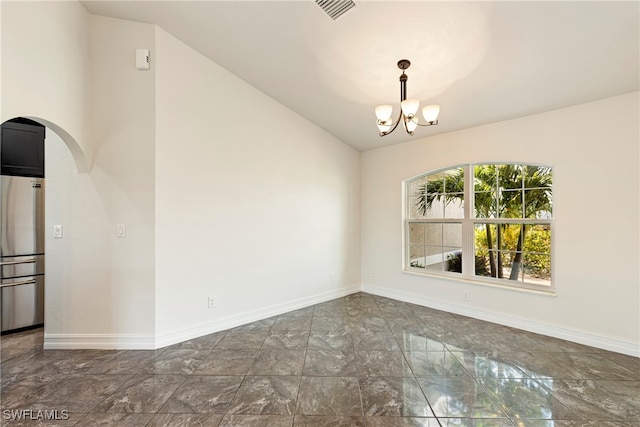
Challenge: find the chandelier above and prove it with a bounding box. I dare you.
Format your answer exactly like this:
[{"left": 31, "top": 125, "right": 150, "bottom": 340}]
[{"left": 375, "top": 59, "right": 440, "bottom": 137}]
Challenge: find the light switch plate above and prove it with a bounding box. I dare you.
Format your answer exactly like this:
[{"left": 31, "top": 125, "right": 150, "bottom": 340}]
[
  {"left": 117, "top": 224, "right": 126, "bottom": 238},
  {"left": 53, "top": 225, "right": 63, "bottom": 239}
]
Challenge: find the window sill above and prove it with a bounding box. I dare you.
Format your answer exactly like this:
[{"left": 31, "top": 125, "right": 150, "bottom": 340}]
[{"left": 403, "top": 268, "right": 557, "bottom": 297}]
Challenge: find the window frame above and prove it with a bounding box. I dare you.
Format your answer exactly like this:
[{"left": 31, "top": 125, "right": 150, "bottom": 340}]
[{"left": 403, "top": 163, "right": 554, "bottom": 294}]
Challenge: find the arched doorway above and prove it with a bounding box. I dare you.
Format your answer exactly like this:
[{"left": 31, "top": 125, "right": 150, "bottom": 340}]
[{"left": 0, "top": 117, "right": 88, "bottom": 342}]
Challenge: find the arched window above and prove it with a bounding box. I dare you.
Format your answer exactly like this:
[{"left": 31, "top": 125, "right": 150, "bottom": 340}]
[{"left": 405, "top": 164, "right": 553, "bottom": 292}]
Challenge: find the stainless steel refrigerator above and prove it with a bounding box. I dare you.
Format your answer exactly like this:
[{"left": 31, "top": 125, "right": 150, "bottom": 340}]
[{"left": 0, "top": 119, "right": 45, "bottom": 333}]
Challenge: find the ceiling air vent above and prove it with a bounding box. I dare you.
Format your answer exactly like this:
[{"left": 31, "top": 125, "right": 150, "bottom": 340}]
[{"left": 315, "top": 0, "right": 356, "bottom": 21}]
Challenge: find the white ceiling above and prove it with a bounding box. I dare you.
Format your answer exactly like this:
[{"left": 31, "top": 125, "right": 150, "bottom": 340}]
[{"left": 81, "top": 1, "right": 639, "bottom": 151}]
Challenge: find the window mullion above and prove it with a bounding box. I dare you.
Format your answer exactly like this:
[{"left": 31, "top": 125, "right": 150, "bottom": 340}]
[{"left": 462, "top": 164, "right": 474, "bottom": 277}]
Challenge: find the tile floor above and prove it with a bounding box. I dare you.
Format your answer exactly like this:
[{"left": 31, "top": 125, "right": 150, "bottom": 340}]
[{"left": 1, "top": 292, "right": 639, "bottom": 426}]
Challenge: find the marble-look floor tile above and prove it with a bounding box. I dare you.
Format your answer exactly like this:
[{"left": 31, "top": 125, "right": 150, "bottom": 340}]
[
  {"left": 74, "top": 413, "right": 154, "bottom": 426},
  {"left": 354, "top": 350, "right": 413, "bottom": 377},
  {"left": 303, "top": 350, "right": 357, "bottom": 377},
  {"left": 2, "top": 411, "right": 85, "bottom": 426},
  {"left": 219, "top": 414, "right": 293, "bottom": 426},
  {"left": 438, "top": 418, "right": 516, "bottom": 427},
  {"left": 167, "top": 331, "right": 227, "bottom": 349},
  {"left": 416, "top": 376, "right": 507, "bottom": 419},
  {"left": 359, "top": 376, "right": 434, "bottom": 417},
  {"left": 146, "top": 413, "right": 224, "bottom": 427},
  {"left": 1, "top": 328, "right": 44, "bottom": 349},
  {"left": 263, "top": 331, "right": 309, "bottom": 350},
  {"left": 216, "top": 332, "right": 267, "bottom": 350},
  {"left": 596, "top": 380, "right": 640, "bottom": 409},
  {"left": 228, "top": 376, "right": 299, "bottom": 415},
  {"left": 352, "top": 331, "right": 399, "bottom": 351},
  {"left": 139, "top": 349, "right": 210, "bottom": 375},
  {"left": 393, "top": 331, "right": 445, "bottom": 352},
  {"left": 296, "top": 377, "right": 361, "bottom": 416},
  {"left": 365, "top": 417, "right": 442, "bottom": 426},
  {"left": 1, "top": 349, "right": 113, "bottom": 375},
  {"left": 543, "top": 379, "right": 640, "bottom": 422},
  {"left": 27, "top": 374, "right": 132, "bottom": 413},
  {"left": 271, "top": 316, "right": 312, "bottom": 331},
  {"left": 404, "top": 351, "right": 469, "bottom": 377},
  {"left": 293, "top": 415, "right": 365, "bottom": 426},
  {"left": 307, "top": 329, "right": 352, "bottom": 350},
  {"left": 385, "top": 317, "right": 428, "bottom": 333},
  {"left": 194, "top": 349, "right": 258, "bottom": 375},
  {"left": 247, "top": 350, "right": 305, "bottom": 376},
  {"left": 87, "top": 350, "right": 161, "bottom": 375},
  {"left": 349, "top": 317, "right": 389, "bottom": 332},
  {"left": 479, "top": 377, "right": 580, "bottom": 420},
  {"left": 94, "top": 374, "right": 186, "bottom": 413},
  {"left": 449, "top": 351, "right": 528, "bottom": 379},
  {"left": 160, "top": 375, "right": 243, "bottom": 414},
  {"left": 0, "top": 373, "right": 67, "bottom": 410},
  {"left": 310, "top": 316, "right": 350, "bottom": 331},
  {"left": 227, "top": 319, "right": 275, "bottom": 334}
]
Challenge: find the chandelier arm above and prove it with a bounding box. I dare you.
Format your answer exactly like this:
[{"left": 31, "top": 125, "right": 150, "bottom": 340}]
[
  {"left": 412, "top": 119, "right": 439, "bottom": 127},
  {"left": 379, "top": 112, "right": 404, "bottom": 136}
]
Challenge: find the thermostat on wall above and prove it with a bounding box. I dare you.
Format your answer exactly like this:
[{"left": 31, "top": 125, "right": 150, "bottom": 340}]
[{"left": 136, "top": 49, "right": 150, "bottom": 70}]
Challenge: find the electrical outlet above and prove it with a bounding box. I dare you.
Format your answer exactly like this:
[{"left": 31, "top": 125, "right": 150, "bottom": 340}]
[
  {"left": 463, "top": 292, "right": 470, "bottom": 301},
  {"left": 208, "top": 296, "right": 216, "bottom": 309},
  {"left": 53, "top": 225, "right": 63, "bottom": 239}
]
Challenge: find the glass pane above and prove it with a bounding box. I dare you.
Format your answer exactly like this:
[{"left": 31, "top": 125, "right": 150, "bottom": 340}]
[
  {"left": 474, "top": 164, "right": 497, "bottom": 193},
  {"left": 474, "top": 191, "right": 496, "bottom": 218},
  {"left": 524, "top": 253, "right": 551, "bottom": 285},
  {"left": 409, "top": 245, "right": 425, "bottom": 269},
  {"left": 499, "top": 189, "right": 523, "bottom": 218},
  {"left": 498, "top": 224, "right": 523, "bottom": 251},
  {"left": 426, "top": 248, "right": 443, "bottom": 271},
  {"left": 409, "top": 177, "right": 427, "bottom": 197},
  {"left": 475, "top": 223, "right": 497, "bottom": 251},
  {"left": 409, "top": 223, "right": 425, "bottom": 245},
  {"left": 498, "top": 164, "right": 523, "bottom": 189},
  {"left": 523, "top": 165, "right": 552, "bottom": 189},
  {"left": 425, "top": 223, "right": 443, "bottom": 246},
  {"left": 523, "top": 225, "right": 551, "bottom": 255},
  {"left": 408, "top": 196, "right": 426, "bottom": 219},
  {"left": 426, "top": 245, "right": 444, "bottom": 256},
  {"left": 445, "top": 250, "right": 462, "bottom": 273},
  {"left": 444, "top": 167, "right": 464, "bottom": 193},
  {"left": 425, "top": 197, "right": 445, "bottom": 218},
  {"left": 443, "top": 223, "right": 462, "bottom": 247},
  {"left": 525, "top": 188, "right": 553, "bottom": 219},
  {"left": 474, "top": 248, "right": 493, "bottom": 277},
  {"left": 444, "top": 193, "right": 465, "bottom": 218}
]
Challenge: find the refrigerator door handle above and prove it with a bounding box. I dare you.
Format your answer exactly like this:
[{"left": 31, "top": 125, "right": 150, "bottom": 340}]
[
  {"left": 0, "top": 278, "right": 37, "bottom": 288},
  {"left": 0, "top": 258, "right": 36, "bottom": 266}
]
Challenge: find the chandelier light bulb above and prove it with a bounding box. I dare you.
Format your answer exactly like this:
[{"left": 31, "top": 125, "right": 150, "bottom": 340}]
[
  {"left": 406, "top": 117, "right": 419, "bottom": 133},
  {"left": 422, "top": 104, "right": 440, "bottom": 123},
  {"left": 375, "top": 105, "right": 393, "bottom": 122},
  {"left": 401, "top": 99, "right": 420, "bottom": 118}
]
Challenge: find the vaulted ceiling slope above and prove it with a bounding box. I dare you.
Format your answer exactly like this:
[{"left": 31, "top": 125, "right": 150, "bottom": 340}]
[{"left": 82, "top": 1, "right": 640, "bottom": 151}]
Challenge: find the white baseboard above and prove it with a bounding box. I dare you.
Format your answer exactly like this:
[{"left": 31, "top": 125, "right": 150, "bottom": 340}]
[
  {"left": 43, "top": 286, "right": 361, "bottom": 350},
  {"left": 44, "top": 333, "right": 155, "bottom": 350},
  {"left": 362, "top": 284, "right": 640, "bottom": 358}
]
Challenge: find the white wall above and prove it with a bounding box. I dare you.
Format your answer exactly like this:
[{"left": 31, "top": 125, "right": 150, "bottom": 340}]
[
  {"left": 1, "top": 1, "right": 91, "bottom": 171},
  {"left": 154, "top": 28, "right": 361, "bottom": 343},
  {"left": 43, "top": 15, "right": 157, "bottom": 348},
  {"left": 361, "top": 92, "right": 640, "bottom": 356}
]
